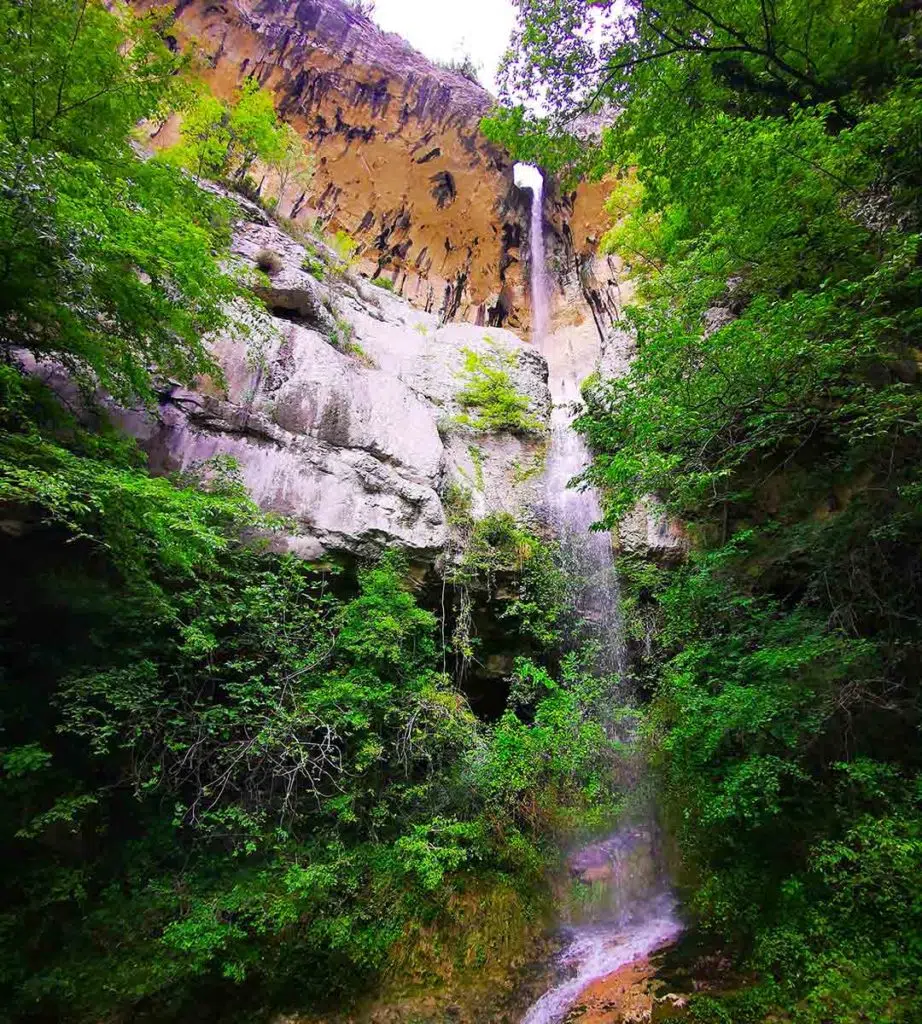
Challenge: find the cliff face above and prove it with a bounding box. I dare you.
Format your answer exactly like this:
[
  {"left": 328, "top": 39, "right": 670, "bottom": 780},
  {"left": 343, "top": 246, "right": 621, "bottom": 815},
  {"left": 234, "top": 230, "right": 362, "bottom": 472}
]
[
  {"left": 146, "top": 0, "right": 526, "bottom": 326},
  {"left": 25, "top": 193, "right": 550, "bottom": 563},
  {"left": 142, "top": 0, "right": 620, "bottom": 338},
  {"left": 118, "top": 0, "right": 645, "bottom": 562}
]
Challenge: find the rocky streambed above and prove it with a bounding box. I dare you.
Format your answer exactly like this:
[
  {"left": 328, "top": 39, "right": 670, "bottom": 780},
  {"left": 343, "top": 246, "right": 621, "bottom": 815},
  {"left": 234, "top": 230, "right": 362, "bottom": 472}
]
[{"left": 283, "top": 823, "right": 746, "bottom": 1024}]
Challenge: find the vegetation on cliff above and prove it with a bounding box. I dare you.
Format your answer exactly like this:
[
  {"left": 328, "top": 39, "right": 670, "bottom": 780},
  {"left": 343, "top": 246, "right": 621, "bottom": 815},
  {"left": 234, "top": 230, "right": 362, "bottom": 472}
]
[
  {"left": 164, "top": 77, "right": 313, "bottom": 214},
  {"left": 491, "top": 0, "right": 922, "bottom": 1020},
  {"left": 453, "top": 344, "right": 546, "bottom": 436},
  {"left": 0, "top": 2, "right": 622, "bottom": 1020}
]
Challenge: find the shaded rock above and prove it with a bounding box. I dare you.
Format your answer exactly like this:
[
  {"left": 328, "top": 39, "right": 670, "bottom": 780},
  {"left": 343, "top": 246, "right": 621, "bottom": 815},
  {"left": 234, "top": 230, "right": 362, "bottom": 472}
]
[
  {"left": 600, "top": 328, "right": 638, "bottom": 380},
  {"left": 231, "top": 221, "right": 336, "bottom": 333},
  {"left": 146, "top": 307, "right": 450, "bottom": 559},
  {"left": 140, "top": 385, "right": 448, "bottom": 561},
  {"left": 702, "top": 306, "right": 736, "bottom": 336},
  {"left": 616, "top": 499, "right": 688, "bottom": 564}
]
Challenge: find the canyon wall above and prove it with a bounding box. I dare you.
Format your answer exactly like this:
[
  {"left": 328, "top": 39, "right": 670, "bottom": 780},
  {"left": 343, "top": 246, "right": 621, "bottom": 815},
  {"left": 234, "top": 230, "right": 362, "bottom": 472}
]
[
  {"left": 25, "top": 189, "right": 549, "bottom": 562},
  {"left": 140, "top": 0, "right": 622, "bottom": 339},
  {"left": 120, "top": 0, "right": 678, "bottom": 567}
]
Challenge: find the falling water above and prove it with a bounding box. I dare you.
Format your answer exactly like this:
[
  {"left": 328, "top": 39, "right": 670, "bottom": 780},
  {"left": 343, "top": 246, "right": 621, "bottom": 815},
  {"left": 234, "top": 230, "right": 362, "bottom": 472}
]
[
  {"left": 513, "top": 162, "right": 624, "bottom": 672},
  {"left": 514, "top": 163, "right": 551, "bottom": 342},
  {"left": 514, "top": 163, "right": 682, "bottom": 1024}
]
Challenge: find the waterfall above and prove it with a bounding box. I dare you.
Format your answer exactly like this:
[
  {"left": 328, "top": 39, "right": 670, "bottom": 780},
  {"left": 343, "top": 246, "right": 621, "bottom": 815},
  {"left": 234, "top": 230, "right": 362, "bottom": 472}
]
[
  {"left": 514, "top": 163, "right": 550, "bottom": 343},
  {"left": 514, "top": 162, "right": 624, "bottom": 674},
  {"left": 514, "top": 164, "right": 681, "bottom": 1024}
]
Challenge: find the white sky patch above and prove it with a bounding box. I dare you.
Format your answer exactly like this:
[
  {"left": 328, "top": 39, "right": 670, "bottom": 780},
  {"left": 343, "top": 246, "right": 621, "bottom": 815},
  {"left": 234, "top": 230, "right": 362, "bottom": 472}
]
[{"left": 371, "top": 0, "right": 516, "bottom": 93}]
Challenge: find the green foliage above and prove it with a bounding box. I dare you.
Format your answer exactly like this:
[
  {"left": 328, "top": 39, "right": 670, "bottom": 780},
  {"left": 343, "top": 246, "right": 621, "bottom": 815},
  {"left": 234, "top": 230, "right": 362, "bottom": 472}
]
[
  {"left": 472, "top": 653, "right": 622, "bottom": 838},
  {"left": 301, "top": 252, "right": 326, "bottom": 279},
  {"left": 499, "top": 0, "right": 922, "bottom": 1019},
  {"left": 635, "top": 543, "right": 922, "bottom": 1022},
  {"left": 0, "top": 0, "right": 249, "bottom": 406},
  {"left": 453, "top": 345, "right": 544, "bottom": 436},
  {"left": 444, "top": 512, "right": 571, "bottom": 663},
  {"left": 330, "top": 229, "right": 360, "bottom": 268},
  {"left": 0, "top": 461, "right": 617, "bottom": 1021},
  {"left": 481, "top": 105, "right": 590, "bottom": 182},
  {"left": 269, "top": 123, "right": 315, "bottom": 215},
  {"left": 164, "top": 77, "right": 309, "bottom": 201},
  {"left": 512, "top": 440, "right": 548, "bottom": 484},
  {"left": 328, "top": 311, "right": 357, "bottom": 351},
  {"left": 371, "top": 275, "right": 395, "bottom": 292},
  {"left": 467, "top": 443, "right": 485, "bottom": 491},
  {"left": 442, "top": 481, "right": 475, "bottom": 528}
]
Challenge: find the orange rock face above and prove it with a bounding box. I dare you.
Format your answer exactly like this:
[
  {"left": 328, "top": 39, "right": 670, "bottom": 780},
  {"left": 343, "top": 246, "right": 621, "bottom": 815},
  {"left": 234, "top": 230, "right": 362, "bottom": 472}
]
[
  {"left": 137, "top": 0, "right": 617, "bottom": 334},
  {"left": 566, "top": 958, "right": 658, "bottom": 1024}
]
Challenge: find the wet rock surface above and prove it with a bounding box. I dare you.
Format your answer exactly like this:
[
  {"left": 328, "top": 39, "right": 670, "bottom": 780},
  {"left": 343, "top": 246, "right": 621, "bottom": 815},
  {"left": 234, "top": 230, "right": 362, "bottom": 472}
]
[
  {"left": 562, "top": 958, "right": 659, "bottom": 1024},
  {"left": 568, "top": 829, "right": 657, "bottom": 887},
  {"left": 531, "top": 929, "right": 748, "bottom": 1024},
  {"left": 615, "top": 499, "right": 688, "bottom": 564}
]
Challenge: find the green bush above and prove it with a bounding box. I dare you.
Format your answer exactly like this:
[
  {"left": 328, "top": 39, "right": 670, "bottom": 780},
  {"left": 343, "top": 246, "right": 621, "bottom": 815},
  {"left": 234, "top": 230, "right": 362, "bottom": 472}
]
[
  {"left": 330, "top": 229, "right": 359, "bottom": 267},
  {"left": 301, "top": 253, "right": 325, "bottom": 279},
  {"left": 453, "top": 345, "right": 544, "bottom": 436}
]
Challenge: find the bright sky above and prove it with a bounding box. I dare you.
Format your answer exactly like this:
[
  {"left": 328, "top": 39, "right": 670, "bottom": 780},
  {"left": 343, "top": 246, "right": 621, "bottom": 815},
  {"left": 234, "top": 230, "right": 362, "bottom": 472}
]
[{"left": 372, "top": 0, "right": 516, "bottom": 94}]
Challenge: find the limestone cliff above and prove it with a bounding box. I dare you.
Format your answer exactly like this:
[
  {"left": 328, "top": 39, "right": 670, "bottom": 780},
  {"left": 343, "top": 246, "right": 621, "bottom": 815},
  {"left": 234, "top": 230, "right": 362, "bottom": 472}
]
[
  {"left": 139, "top": 0, "right": 620, "bottom": 339},
  {"left": 23, "top": 194, "right": 551, "bottom": 562}
]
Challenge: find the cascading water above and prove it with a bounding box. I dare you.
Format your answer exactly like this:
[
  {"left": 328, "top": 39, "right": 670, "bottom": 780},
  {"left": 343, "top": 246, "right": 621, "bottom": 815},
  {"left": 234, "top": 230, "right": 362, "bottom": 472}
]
[
  {"left": 515, "top": 163, "right": 551, "bottom": 343},
  {"left": 513, "top": 163, "right": 682, "bottom": 1024},
  {"left": 513, "top": 163, "right": 624, "bottom": 674}
]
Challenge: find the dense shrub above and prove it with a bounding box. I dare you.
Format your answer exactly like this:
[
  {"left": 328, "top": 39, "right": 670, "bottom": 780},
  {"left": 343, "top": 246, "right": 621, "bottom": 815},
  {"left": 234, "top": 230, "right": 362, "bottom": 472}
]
[{"left": 453, "top": 345, "right": 544, "bottom": 436}]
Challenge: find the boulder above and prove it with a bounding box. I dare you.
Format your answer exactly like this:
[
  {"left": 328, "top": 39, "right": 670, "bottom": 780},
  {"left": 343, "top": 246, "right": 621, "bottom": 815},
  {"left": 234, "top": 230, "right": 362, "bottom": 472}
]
[
  {"left": 617, "top": 497, "right": 688, "bottom": 564},
  {"left": 135, "top": 310, "right": 449, "bottom": 560}
]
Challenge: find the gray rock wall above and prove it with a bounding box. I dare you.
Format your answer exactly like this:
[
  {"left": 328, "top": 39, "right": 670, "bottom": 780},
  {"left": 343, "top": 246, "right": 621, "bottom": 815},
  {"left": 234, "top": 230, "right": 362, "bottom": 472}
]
[{"left": 114, "top": 211, "right": 551, "bottom": 561}]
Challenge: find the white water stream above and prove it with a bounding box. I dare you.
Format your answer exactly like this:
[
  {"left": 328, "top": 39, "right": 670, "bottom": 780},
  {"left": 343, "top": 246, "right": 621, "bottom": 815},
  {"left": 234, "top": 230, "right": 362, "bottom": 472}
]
[
  {"left": 513, "top": 163, "right": 625, "bottom": 674},
  {"left": 514, "top": 163, "right": 682, "bottom": 1024}
]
